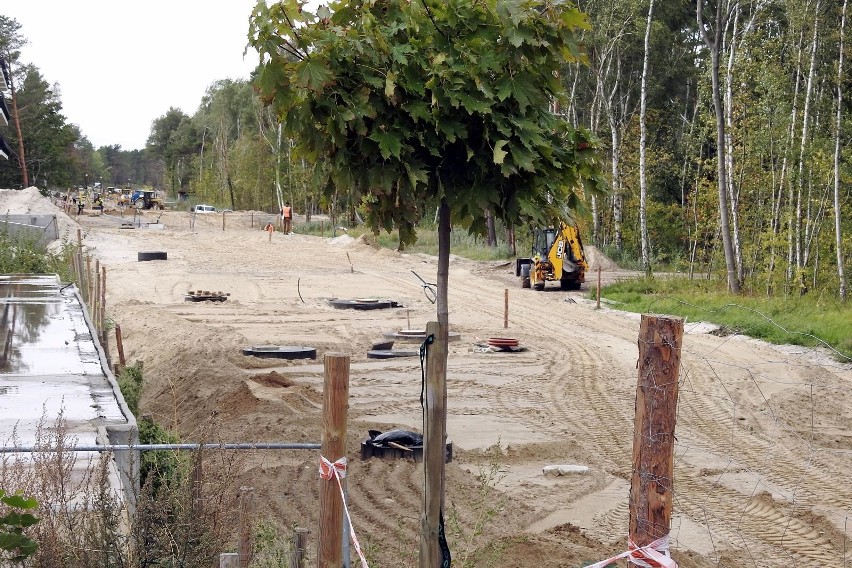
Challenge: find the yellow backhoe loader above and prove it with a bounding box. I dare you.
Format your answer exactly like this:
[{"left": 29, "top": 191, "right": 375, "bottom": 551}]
[{"left": 515, "top": 223, "right": 588, "bottom": 290}]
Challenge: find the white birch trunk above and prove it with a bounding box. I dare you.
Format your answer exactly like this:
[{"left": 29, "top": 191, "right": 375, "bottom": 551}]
[
  {"left": 834, "top": 0, "right": 848, "bottom": 300},
  {"left": 639, "top": 0, "right": 655, "bottom": 273},
  {"left": 795, "top": 2, "right": 820, "bottom": 287},
  {"left": 724, "top": 7, "right": 744, "bottom": 284}
]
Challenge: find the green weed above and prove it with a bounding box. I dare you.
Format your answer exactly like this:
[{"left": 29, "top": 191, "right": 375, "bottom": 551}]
[{"left": 599, "top": 276, "right": 852, "bottom": 359}]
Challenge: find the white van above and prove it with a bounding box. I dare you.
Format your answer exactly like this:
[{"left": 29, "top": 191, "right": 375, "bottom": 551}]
[{"left": 193, "top": 204, "right": 216, "bottom": 213}]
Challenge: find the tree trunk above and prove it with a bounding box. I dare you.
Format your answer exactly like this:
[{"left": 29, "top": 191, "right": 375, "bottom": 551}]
[
  {"left": 485, "top": 209, "right": 497, "bottom": 247},
  {"left": 7, "top": 61, "right": 29, "bottom": 188},
  {"left": 723, "top": 7, "right": 744, "bottom": 285},
  {"left": 794, "top": 2, "right": 820, "bottom": 293},
  {"left": 638, "top": 0, "right": 655, "bottom": 274},
  {"left": 834, "top": 0, "right": 848, "bottom": 300},
  {"left": 698, "top": 0, "right": 741, "bottom": 293}
]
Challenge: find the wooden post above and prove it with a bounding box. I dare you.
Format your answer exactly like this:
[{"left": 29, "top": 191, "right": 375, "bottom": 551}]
[
  {"left": 74, "top": 229, "right": 84, "bottom": 293},
  {"left": 596, "top": 266, "right": 602, "bottom": 309},
  {"left": 251, "top": 212, "right": 254, "bottom": 228},
  {"left": 115, "top": 325, "right": 127, "bottom": 369},
  {"left": 629, "top": 315, "right": 683, "bottom": 564},
  {"left": 94, "top": 260, "right": 101, "bottom": 331},
  {"left": 320, "top": 220, "right": 324, "bottom": 237},
  {"left": 219, "top": 553, "right": 240, "bottom": 568},
  {"left": 317, "top": 354, "right": 350, "bottom": 568},
  {"left": 239, "top": 486, "right": 255, "bottom": 568},
  {"left": 504, "top": 288, "right": 508, "bottom": 329},
  {"left": 222, "top": 210, "right": 226, "bottom": 231},
  {"left": 291, "top": 527, "right": 308, "bottom": 568},
  {"left": 85, "top": 254, "right": 92, "bottom": 304},
  {"left": 420, "top": 320, "right": 447, "bottom": 568},
  {"left": 100, "top": 265, "right": 107, "bottom": 333}
]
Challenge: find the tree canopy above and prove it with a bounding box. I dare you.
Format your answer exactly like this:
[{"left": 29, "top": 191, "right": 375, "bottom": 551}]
[{"left": 249, "top": 0, "right": 604, "bottom": 245}]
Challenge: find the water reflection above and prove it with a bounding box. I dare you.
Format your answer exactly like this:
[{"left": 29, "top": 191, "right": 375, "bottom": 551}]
[{"left": 0, "top": 275, "right": 66, "bottom": 374}]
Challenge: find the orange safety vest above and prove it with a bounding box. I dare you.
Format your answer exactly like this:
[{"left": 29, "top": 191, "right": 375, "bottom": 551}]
[{"left": 282, "top": 206, "right": 292, "bottom": 218}]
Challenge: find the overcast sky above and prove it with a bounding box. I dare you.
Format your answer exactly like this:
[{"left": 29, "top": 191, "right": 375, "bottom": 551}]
[{"left": 4, "top": 1, "right": 262, "bottom": 151}]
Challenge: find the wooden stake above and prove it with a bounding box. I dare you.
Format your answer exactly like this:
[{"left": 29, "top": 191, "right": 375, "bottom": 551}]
[
  {"left": 292, "top": 527, "right": 308, "bottom": 568},
  {"left": 94, "top": 260, "right": 101, "bottom": 331},
  {"left": 504, "top": 288, "right": 508, "bottom": 329},
  {"left": 321, "top": 220, "right": 324, "bottom": 237},
  {"left": 251, "top": 212, "right": 254, "bottom": 228},
  {"left": 597, "top": 266, "right": 602, "bottom": 309},
  {"left": 115, "top": 325, "right": 127, "bottom": 369},
  {"left": 100, "top": 265, "right": 107, "bottom": 333},
  {"left": 629, "top": 315, "right": 683, "bottom": 564},
  {"left": 420, "top": 320, "right": 447, "bottom": 568},
  {"left": 222, "top": 210, "right": 226, "bottom": 231},
  {"left": 318, "top": 353, "right": 350, "bottom": 568},
  {"left": 239, "top": 486, "right": 255, "bottom": 568},
  {"left": 74, "top": 229, "right": 84, "bottom": 291},
  {"left": 85, "top": 254, "right": 92, "bottom": 304}
]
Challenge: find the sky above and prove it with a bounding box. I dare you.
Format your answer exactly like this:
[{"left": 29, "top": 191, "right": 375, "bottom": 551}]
[{"left": 4, "top": 1, "right": 263, "bottom": 151}]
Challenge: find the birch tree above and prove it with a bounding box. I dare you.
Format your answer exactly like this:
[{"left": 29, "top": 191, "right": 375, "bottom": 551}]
[
  {"left": 638, "top": 0, "right": 655, "bottom": 272},
  {"left": 697, "top": 0, "right": 741, "bottom": 293},
  {"left": 834, "top": 0, "right": 848, "bottom": 300}
]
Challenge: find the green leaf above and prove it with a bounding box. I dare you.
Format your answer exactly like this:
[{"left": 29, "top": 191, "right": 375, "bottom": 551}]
[
  {"left": 493, "top": 140, "right": 509, "bottom": 164},
  {"left": 369, "top": 130, "right": 403, "bottom": 159},
  {"left": 295, "top": 58, "right": 334, "bottom": 92},
  {"left": 1, "top": 494, "right": 37, "bottom": 509}
]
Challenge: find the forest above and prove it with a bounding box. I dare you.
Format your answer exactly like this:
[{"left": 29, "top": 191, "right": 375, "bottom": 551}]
[{"left": 0, "top": 0, "right": 849, "bottom": 299}]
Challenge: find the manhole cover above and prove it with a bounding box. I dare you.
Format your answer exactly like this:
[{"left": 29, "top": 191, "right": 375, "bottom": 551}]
[
  {"left": 242, "top": 346, "right": 317, "bottom": 359},
  {"left": 367, "top": 349, "right": 419, "bottom": 359},
  {"left": 329, "top": 299, "right": 400, "bottom": 310},
  {"left": 138, "top": 251, "right": 167, "bottom": 261},
  {"left": 382, "top": 331, "right": 462, "bottom": 343},
  {"left": 186, "top": 291, "right": 229, "bottom": 302}
]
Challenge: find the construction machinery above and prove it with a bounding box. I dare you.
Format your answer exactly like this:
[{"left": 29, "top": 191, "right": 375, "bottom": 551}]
[
  {"left": 515, "top": 223, "right": 588, "bottom": 290},
  {"left": 131, "top": 190, "right": 165, "bottom": 210}
]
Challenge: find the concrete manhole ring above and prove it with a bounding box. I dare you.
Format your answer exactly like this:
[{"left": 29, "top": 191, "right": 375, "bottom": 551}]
[
  {"left": 366, "top": 349, "right": 419, "bottom": 359},
  {"left": 242, "top": 346, "right": 317, "bottom": 359},
  {"left": 382, "top": 331, "right": 462, "bottom": 343},
  {"left": 138, "top": 251, "right": 168, "bottom": 261},
  {"left": 329, "top": 299, "right": 400, "bottom": 310}
]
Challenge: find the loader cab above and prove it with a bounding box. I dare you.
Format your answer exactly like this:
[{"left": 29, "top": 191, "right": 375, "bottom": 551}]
[{"left": 533, "top": 228, "right": 557, "bottom": 258}]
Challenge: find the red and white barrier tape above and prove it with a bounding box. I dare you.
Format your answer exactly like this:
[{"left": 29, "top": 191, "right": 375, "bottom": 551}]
[
  {"left": 585, "top": 535, "right": 677, "bottom": 568},
  {"left": 319, "top": 455, "right": 369, "bottom": 567}
]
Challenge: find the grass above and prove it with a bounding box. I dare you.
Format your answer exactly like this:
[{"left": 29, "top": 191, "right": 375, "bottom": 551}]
[{"left": 596, "top": 276, "right": 852, "bottom": 360}]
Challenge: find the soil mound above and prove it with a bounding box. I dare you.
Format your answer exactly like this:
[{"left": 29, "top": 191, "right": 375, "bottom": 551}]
[{"left": 584, "top": 245, "right": 620, "bottom": 271}]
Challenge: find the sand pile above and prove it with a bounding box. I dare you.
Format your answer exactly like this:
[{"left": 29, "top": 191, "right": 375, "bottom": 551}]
[
  {"left": 0, "top": 186, "right": 81, "bottom": 243},
  {"left": 584, "top": 245, "right": 620, "bottom": 271}
]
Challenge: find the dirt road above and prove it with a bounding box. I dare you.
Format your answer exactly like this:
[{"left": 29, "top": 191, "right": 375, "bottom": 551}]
[{"left": 77, "top": 209, "right": 851, "bottom": 567}]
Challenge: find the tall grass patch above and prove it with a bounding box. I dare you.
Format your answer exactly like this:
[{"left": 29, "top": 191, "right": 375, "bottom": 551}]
[{"left": 600, "top": 276, "right": 852, "bottom": 359}]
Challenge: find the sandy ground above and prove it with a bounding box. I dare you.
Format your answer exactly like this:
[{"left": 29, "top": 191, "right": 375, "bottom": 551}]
[{"left": 4, "top": 188, "right": 852, "bottom": 567}]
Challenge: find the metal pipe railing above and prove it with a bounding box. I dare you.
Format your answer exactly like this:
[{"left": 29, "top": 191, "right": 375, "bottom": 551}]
[{"left": 0, "top": 442, "right": 321, "bottom": 453}]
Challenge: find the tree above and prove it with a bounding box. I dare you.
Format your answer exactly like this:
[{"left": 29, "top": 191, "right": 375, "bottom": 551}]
[
  {"left": 697, "top": 0, "right": 741, "bottom": 293},
  {"left": 638, "top": 0, "right": 655, "bottom": 272},
  {"left": 249, "top": 0, "right": 602, "bottom": 563},
  {"left": 0, "top": 65, "right": 76, "bottom": 189},
  {"left": 0, "top": 15, "right": 29, "bottom": 187},
  {"left": 834, "top": 0, "right": 848, "bottom": 301}
]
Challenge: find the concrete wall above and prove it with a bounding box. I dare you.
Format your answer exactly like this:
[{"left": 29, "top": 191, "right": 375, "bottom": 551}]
[{"left": 1, "top": 214, "right": 59, "bottom": 247}]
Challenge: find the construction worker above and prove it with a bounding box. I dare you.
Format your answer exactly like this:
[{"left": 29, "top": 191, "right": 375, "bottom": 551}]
[{"left": 281, "top": 202, "right": 293, "bottom": 234}]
